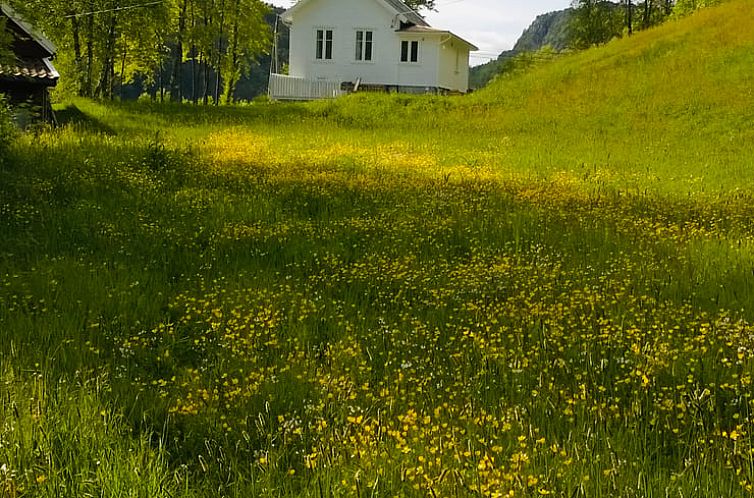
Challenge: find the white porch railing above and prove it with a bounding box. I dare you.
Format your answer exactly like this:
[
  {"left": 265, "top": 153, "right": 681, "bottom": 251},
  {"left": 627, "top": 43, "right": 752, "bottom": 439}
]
[{"left": 268, "top": 73, "right": 344, "bottom": 101}]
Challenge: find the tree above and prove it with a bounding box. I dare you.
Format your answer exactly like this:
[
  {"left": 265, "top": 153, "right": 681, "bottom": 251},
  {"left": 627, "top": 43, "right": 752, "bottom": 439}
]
[
  {"left": 403, "top": 0, "right": 436, "bottom": 12},
  {"left": 0, "top": 18, "right": 14, "bottom": 65},
  {"left": 567, "top": 0, "right": 623, "bottom": 49},
  {"left": 673, "top": 0, "right": 722, "bottom": 17},
  {"left": 638, "top": 0, "right": 674, "bottom": 28},
  {"left": 221, "top": 0, "right": 269, "bottom": 103},
  {"left": 6, "top": 0, "right": 269, "bottom": 103}
]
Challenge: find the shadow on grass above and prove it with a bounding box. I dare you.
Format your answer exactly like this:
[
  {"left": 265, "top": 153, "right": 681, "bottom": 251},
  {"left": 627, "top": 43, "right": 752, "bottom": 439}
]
[
  {"left": 102, "top": 99, "right": 318, "bottom": 128},
  {"left": 56, "top": 104, "right": 117, "bottom": 135}
]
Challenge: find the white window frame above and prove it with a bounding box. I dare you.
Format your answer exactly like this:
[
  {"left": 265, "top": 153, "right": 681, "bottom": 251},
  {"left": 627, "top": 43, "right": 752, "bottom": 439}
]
[
  {"left": 354, "top": 29, "right": 375, "bottom": 62},
  {"left": 315, "top": 28, "right": 334, "bottom": 61},
  {"left": 400, "top": 39, "right": 420, "bottom": 63}
]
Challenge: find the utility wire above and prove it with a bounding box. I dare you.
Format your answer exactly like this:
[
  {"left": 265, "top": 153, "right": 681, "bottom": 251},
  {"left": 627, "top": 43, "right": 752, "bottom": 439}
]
[{"left": 63, "top": 0, "right": 162, "bottom": 18}]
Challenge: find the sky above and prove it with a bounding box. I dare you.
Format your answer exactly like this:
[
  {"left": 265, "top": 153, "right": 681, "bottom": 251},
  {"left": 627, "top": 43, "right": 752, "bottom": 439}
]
[
  {"left": 423, "top": 0, "right": 572, "bottom": 65},
  {"left": 274, "top": 0, "right": 573, "bottom": 66}
]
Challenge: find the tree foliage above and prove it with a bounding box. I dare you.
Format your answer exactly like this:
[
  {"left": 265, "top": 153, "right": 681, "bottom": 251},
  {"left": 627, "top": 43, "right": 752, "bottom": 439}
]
[
  {"left": 569, "top": 0, "right": 678, "bottom": 49},
  {"left": 403, "top": 0, "right": 436, "bottom": 12},
  {"left": 7, "top": 0, "right": 270, "bottom": 103},
  {"left": 673, "top": 0, "right": 722, "bottom": 16},
  {"left": 0, "top": 18, "right": 14, "bottom": 65},
  {"left": 568, "top": 0, "right": 623, "bottom": 49}
]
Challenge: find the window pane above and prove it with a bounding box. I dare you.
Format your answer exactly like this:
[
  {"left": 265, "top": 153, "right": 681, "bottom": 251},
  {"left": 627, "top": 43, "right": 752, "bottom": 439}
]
[
  {"left": 325, "top": 30, "right": 333, "bottom": 59},
  {"left": 355, "top": 31, "right": 363, "bottom": 60},
  {"left": 365, "top": 31, "right": 372, "bottom": 61},
  {"left": 411, "top": 41, "right": 418, "bottom": 62},
  {"left": 401, "top": 40, "right": 408, "bottom": 62},
  {"left": 316, "top": 30, "right": 323, "bottom": 59}
]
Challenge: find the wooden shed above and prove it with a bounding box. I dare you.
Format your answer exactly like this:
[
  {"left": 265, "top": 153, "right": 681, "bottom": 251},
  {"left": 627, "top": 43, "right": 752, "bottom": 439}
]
[{"left": 0, "top": 4, "right": 59, "bottom": 125}]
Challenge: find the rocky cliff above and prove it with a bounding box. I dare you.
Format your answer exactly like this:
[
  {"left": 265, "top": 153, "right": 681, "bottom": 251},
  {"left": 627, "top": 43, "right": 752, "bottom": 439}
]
[{"left": 469, "top": 9, "right": 572, "bottom": 89}]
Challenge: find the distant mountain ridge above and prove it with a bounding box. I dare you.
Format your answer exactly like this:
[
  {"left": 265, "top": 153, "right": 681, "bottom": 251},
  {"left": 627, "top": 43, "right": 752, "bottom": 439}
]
[{"left": 469, "top": 9, "right": 572, "bottom": 89}]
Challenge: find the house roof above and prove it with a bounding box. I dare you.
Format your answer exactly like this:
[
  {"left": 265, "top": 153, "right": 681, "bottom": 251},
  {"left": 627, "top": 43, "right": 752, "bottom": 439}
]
[
  {"left": 398, "top": 25, "right": 479, "bottom": 51},
  {"left": 0, "top": 3, "right": 59, "bottom": 86},
  {"left": 281, "top": 0, "right": 429, "bottom": 28}
]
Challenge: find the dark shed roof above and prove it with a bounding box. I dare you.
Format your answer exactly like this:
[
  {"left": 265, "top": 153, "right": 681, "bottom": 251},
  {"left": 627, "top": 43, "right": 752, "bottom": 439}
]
[
  {"left": 0, "top": 57, "right": 58, "bottom": 84},
  {"left": 0, "top": 4, "right": 58, "bottom": 86}
]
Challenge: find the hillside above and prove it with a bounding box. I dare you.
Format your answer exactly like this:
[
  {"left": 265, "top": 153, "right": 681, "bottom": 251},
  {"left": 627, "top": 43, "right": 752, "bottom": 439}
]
[
  {"left": 3, "top": 1, "right": 754, "bottom": 497},
  {"left": 464, "top": 0, "right": 754, "bottom": 190},
  {"left": 470, "top": 8, "right": 571, "bottom": 89}
]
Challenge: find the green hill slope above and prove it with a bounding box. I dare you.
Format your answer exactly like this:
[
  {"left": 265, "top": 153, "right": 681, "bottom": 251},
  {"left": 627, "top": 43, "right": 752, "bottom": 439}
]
[{"left": 462, "top": 0, "right": 754, "bottom": 192}]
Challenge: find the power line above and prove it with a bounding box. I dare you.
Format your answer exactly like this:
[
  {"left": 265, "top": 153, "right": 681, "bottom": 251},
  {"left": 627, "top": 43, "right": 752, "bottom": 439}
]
[
  {"left": 63, "top": 1, "right": 162, "bottom": 18},
  {"left": 435, "top": 0, "right": 468, "bottom": 7}
]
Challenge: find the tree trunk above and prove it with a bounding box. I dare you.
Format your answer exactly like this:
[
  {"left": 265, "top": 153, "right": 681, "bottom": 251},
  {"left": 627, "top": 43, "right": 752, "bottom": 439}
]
[
  {"left": 201, "top": 6, "right": 211, "bottom": 106},
  {"left": 225, "top": 26, "right": 238, "bottom": 104},
  {"left": 70, "top": 14, "right": 85, "bottom": 96},
  {"left": 157, "top": 63, "right": 163, "bottom": 102},
  {"left": 213, "top": 0, "right": 226, "bottom": 105},
  {"left": 202, "top": 52, "right": 210, "bottom": 105},
  {"left": 84, "top": 3, "right": 94, "bottom": 97},
  {"left": 643, "top": 0, "right": 652, "bottom": 28},
  {"left": 191, "top": 49, "right": 197, "bottom": 104},
  {"left": 626, "top": 0, "right": 633, "bottom": 36},
  {"left": 170, "top": 0, "right": 188, "bottom": 102},
  {"left": 224, "top": 1, "right": 239, "bottom": 104},
  {"left": 119, "top": 42, "right": 127, "bottom": 100},
  {"left": 95, "top": 14, "right": 118, "bottom": 99}
]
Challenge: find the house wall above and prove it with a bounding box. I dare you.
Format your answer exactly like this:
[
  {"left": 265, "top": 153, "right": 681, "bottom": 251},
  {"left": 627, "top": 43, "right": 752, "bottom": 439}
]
[
  {"left": 437, "top": 39, "right": 471, "bottom": 93},
  {"left": 287, "top": 0, "right": 441, "bottom": 89},
  {"left": 395, "top": 33, "right": 440, "bottom": 90}
]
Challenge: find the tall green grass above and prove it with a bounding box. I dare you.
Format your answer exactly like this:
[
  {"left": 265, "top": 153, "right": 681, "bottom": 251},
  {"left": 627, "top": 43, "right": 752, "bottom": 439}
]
[{"left": 2, "top": 0, "right": 754, "bottom": 495}]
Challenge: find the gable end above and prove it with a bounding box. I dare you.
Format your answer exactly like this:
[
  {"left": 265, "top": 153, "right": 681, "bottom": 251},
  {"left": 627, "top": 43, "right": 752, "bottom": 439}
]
[{"left": 282, "top": 0, "right": 428, "bottom": 28}]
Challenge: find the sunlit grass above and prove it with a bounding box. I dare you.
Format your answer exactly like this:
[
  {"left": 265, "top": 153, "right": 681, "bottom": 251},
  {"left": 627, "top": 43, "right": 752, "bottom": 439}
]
[{"left": 2, "top": 0, "right": 754, "bottom": 495}]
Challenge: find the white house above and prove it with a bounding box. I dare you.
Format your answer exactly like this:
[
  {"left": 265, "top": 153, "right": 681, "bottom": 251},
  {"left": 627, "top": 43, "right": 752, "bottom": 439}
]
[{"left": 269, "top": 0, "right": 478, "bottom": 100}]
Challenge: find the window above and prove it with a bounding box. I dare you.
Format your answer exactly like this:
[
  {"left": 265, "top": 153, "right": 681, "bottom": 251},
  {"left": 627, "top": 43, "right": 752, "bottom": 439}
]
[
  {"left": 400, "top": 40, "right": 419, "bottom": 63},
  {"left": 355, "top": 30, "right": 373, "bottom": 61},
  {"left": 316, "top": 29, "right": 333, "bottom": 60}
]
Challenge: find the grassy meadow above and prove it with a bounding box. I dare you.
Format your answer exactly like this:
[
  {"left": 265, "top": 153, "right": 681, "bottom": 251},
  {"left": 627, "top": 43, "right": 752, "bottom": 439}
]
[{"left": 2, "top": 1, "right": 754, "bottom": 496}]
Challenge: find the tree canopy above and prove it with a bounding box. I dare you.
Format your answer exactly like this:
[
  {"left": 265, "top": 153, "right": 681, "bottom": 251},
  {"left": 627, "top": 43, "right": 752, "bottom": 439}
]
[
  {"left": 7, "top": 0, "right": 270, "bottom": 103},
  {"left": 568, "top": 0, "right": 677, "bottom": 49},
  {"left": 403, "top": 0, "right": 436, "bottom": 12}
]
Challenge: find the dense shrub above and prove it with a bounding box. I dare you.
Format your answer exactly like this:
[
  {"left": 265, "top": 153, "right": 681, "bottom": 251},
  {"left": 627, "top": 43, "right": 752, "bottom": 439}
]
[
  {"left": 673, "top": 0, "right": 724, "bottom": 16},
  {"left": 0, "top": 95, "right": 16, "bottom": 158}
]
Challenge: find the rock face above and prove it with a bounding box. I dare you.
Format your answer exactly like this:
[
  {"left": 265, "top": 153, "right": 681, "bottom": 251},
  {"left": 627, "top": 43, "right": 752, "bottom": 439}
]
[
  {"left": 513, "top": 9, "right": 572, "bottom": 52},
  {"left": 469, "top": 9, "right": 572, "bottom": 89}
]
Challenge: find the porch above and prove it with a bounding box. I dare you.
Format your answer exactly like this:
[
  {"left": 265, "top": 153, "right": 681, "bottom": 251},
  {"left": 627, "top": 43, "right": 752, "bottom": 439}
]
[{"left": 268, "top": 73, "right": 344, "bottom": 101}]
